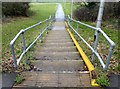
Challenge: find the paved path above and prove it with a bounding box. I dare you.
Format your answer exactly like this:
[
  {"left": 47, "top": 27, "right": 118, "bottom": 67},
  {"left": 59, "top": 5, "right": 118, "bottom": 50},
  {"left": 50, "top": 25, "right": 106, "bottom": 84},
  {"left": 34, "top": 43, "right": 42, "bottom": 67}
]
[{"left": 55, "top": 3, "right": 65, "bottom": 21}]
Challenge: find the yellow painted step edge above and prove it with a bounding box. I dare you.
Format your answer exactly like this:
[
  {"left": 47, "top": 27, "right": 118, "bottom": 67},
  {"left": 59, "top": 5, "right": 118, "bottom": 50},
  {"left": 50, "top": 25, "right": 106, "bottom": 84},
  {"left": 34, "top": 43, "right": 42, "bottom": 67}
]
[{"left": 65, "top": 22, "right": 99, "bottom": 87}]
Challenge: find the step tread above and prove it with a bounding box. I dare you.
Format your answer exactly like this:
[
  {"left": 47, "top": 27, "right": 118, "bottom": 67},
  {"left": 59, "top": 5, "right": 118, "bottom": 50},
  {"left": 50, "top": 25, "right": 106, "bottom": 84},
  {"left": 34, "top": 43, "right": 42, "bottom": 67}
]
[
  {"left": 32, "top": 60, "right": 85, "bottom": 71},
  {"left": 34, "top": 51, "right": 81, "bottom": 57}
]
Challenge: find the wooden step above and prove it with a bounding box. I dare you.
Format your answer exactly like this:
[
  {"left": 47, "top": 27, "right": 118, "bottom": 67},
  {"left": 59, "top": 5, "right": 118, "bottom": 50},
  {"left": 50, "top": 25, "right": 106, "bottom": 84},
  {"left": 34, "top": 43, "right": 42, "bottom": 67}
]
[
  {"left": 34, "top": 52, "right": 81, "bottom": 60},
  {"left": 32, "top": 60, "right": 85, "bottom": 72},
  {"left": 36, "top": 46, "right": 77, "bottom": 52},
  {"left": 45, "top": 39, "right": 72, "bottom": 43}
]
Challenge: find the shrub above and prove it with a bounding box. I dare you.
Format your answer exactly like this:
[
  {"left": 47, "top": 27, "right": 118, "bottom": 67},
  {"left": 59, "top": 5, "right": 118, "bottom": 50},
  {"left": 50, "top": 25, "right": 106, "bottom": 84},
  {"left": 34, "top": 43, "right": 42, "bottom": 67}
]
[
  {"left": 2, "top": 2, "right": 30, "bottom": 17},
  {"left": 74, "top": 5, "right": 99, "bottom": 21},
  {"left": 103, "top": 2, "right": 120, "bottom": 20},
  {"left": 74, "top": 2, "right": 120, "bottom": 21}
]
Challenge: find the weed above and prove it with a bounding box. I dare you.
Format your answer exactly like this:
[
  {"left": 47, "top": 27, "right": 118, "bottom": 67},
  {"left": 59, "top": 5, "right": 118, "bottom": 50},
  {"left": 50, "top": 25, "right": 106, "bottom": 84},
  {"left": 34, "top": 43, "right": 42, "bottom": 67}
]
[
  {"left": 15, "top": 74, "right": 25, "bottom": 84},
  {"left": 24, "top": 63, "right": 31, "bottom": 71},
  {"left": 116, "top": 63, "right": 120, "bottom": 71},
  {"left": 96, "top": 73, "right": 110, "bottom": 87},
  {"left": 95, "top": 68, "right": 110, "bottom": 87},
  {"left": 28, "top": 54, "right": 33, "bottom": 60}
]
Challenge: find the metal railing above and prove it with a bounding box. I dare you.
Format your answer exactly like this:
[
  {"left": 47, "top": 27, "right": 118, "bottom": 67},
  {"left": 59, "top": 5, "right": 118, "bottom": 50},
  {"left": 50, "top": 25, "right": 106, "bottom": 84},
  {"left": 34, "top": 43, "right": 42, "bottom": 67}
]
[
  {"left": 66, "top": 15, "right": 115, "bottom": 70},
  {"left": 10, "top": 15, "right": 55, "bottom": 68}
]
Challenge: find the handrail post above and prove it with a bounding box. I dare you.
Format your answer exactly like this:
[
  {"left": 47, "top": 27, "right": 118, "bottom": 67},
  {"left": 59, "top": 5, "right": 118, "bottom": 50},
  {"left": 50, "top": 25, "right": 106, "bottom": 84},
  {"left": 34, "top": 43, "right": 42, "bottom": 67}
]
[
  {"left": 92, "top": 0, "right": 105, "bottom": 61},
  {"left": 10, "top": 44, "right": 17, "bottom": 68},
  {"left": 46, "top": 20, "right": 48, "bottom": 29},
  {"left": 92, "top": 29, "right": 100, "bottom": 61},
  {"left": 40, "top": 22, "right": 42, "bottom": 38},
  {"left": 50, "top": 16, "right": 52, "bottom": 26},
  {"left": 21, "top": 30, "right": 28, "bottom": 64},
  {"left": 104, "top": 45, "right": 115, "bottom": 70},
  {"left": 76, "top": 23, "right": 79, "bottom": 31}
]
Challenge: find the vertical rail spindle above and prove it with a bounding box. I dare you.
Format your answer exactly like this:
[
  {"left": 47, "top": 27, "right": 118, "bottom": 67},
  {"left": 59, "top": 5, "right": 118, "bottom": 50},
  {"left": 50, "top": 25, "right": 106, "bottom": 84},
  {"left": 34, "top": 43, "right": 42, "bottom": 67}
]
[{"left": 21, "top": 30, "right": 28, "bottom": 64}]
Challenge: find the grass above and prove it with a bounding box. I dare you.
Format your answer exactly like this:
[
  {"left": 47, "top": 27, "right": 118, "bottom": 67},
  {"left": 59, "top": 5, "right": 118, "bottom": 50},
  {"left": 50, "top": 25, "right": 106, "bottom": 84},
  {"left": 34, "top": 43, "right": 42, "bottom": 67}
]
[{"left": 2, "top": 3, "right": 57, "bottom": 72}]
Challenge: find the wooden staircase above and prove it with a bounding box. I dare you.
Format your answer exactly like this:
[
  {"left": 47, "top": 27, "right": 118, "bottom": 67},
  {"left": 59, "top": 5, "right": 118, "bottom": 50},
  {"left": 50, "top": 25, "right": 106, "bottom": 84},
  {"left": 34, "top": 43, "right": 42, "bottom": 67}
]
[{"left": 13, "top": 22, "right": 91, "bottom": 88}]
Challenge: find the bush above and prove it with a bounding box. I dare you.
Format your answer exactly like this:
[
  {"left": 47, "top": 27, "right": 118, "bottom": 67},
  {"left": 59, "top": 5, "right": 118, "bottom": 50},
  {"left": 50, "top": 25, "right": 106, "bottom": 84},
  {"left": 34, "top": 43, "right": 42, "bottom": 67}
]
[
  {"left": 74, "top": 5, "right": 99, "bottom": 21},
  {"left": 2, "top": 2, "right": 30, "bottom": 17},
  {"left": 103, "top": 2, "right": 120, "bottom": 19},
  {"left": 74, "top": 2, "right": 120, "bottom": 21}
]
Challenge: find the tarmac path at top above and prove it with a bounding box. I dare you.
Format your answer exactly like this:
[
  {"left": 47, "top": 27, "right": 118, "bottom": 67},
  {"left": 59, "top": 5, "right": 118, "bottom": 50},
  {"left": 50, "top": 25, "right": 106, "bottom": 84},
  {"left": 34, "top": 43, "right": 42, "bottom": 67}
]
[{"left": 55, "top": 3, "right": 65, "bottom": 21}]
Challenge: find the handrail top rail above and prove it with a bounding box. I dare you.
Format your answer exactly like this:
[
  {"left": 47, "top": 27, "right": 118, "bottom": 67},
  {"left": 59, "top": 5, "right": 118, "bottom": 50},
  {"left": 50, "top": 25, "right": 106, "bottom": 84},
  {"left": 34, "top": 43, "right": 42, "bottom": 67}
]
[
  {"left": 10, "top": 29, "right": 24, "bottom": 45},
  {"left": 10, "top": 16, "right": 51, "bottom": 46},
  {"left": 68, "top": 17, "right": 97, "bottom": 30},
  {"left": 67, "top": 15, "right": 115, "bottom": 48}
]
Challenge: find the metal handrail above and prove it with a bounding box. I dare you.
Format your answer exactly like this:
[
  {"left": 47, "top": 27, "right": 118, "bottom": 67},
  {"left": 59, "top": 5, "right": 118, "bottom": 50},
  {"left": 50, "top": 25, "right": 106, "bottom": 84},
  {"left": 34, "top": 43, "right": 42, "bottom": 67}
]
[
  {"left": 66, "top": 15, "right": 115, "bottom": 70},
  {"left": 10, "top": 15, "right": 55, "bottom": 68}
]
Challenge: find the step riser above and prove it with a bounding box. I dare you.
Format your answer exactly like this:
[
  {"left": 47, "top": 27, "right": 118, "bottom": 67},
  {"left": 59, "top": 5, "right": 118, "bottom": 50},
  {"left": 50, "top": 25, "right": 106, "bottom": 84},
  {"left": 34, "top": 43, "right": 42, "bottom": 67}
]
[{"left": 45, "top": 40, "right": 72, "bottom": 43}]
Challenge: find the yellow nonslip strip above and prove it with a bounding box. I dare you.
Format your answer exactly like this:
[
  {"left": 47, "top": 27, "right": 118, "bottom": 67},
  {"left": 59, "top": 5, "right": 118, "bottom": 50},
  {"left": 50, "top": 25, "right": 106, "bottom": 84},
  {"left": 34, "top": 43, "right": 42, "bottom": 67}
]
[
  {"left": 65, "top": 22, "right": 99, "bottom": 86},
  {"left": 65, "top": 22, "right": 94, "bottom": 71}
]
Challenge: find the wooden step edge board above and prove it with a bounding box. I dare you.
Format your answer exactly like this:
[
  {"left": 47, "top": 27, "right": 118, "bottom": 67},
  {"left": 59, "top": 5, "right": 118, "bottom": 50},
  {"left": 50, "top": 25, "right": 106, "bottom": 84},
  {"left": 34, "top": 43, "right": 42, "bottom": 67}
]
[
  {"left": 42, "top": 41, "right": 73, "bottom": 45},
  {"left": 40, "top": 46, "right": 76, "bottom": 49},
  {"left": 21, "top": 71, "right": 89, "bottom": 74},
  {"left": 65, "top": 22, "right": 99, "bottom": 87}
]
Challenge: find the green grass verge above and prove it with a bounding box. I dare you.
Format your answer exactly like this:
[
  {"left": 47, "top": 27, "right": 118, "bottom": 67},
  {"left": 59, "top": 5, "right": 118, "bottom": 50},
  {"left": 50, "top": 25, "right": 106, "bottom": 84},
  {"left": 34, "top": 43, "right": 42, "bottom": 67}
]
[{"left": 2, "top": 3, "right": 57, "bottom": 72}]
